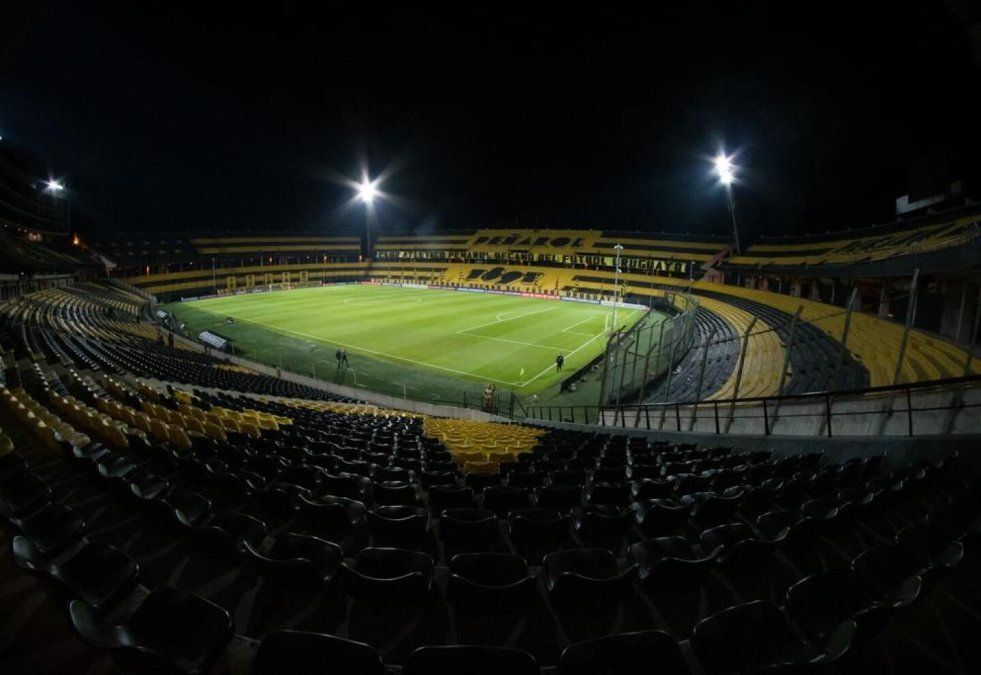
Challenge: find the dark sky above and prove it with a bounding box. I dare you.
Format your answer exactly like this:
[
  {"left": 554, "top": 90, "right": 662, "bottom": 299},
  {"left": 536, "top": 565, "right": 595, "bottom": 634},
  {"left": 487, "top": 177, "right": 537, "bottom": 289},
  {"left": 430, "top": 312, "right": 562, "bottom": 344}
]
[{"left": 1, "top": 2, "right": 979, "bottom": 240}]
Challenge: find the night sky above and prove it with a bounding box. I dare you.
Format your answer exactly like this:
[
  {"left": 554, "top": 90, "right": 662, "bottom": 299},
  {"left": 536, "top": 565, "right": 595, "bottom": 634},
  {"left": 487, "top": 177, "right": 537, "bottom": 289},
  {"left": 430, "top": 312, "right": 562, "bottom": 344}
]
[{"left": 1, "top": 2, "right": 979, "bottom": 240}]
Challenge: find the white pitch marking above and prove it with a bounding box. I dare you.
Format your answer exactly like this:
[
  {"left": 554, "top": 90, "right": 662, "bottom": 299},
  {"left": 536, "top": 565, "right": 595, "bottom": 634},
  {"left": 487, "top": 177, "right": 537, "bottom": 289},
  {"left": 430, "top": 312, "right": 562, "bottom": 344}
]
[
  {"left": 560, "top": 315, "right": 599, "bottom": 334},
  {"left": 188, "top": 305, "right": 527, "bottom": 387},
  {"left": 518, "top": 328, "right": 610, "bottom": 387},
  {"left": 461, "top": 304, "right": 561, "bottom": 334}
]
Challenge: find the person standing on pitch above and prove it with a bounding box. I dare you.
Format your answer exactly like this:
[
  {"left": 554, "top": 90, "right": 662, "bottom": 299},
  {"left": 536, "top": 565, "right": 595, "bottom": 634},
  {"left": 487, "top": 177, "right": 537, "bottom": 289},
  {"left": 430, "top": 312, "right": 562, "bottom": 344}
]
[
  {"left": 335, "top": 349, "right": 342, "bottom": 368},
  {"left": 556, "top": 354, "right": 565, "bottom": 372},
  {"left": 341, "top": 349, "right": 349, "bottom": 367}
]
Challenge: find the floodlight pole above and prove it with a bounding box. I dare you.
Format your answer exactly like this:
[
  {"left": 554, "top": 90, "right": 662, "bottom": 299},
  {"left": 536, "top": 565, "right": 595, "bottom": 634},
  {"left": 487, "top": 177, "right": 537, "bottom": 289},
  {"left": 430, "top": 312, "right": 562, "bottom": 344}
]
[
  {"left": 611, "top": 243, "right": 624, "bottom": 332},
  {"left": 726, "top": 182, "right": 741, "bottom": 255}
]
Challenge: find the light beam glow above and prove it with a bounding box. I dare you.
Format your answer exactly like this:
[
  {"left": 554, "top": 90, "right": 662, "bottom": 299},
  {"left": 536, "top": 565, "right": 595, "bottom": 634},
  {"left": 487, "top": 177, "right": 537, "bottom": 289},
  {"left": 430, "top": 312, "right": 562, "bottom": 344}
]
[
  {"left": 357, "top": 178, "right": 378, "bottom": 204},
  {"left": 714, "top": 154, "right": 735, "bottom": 185}
]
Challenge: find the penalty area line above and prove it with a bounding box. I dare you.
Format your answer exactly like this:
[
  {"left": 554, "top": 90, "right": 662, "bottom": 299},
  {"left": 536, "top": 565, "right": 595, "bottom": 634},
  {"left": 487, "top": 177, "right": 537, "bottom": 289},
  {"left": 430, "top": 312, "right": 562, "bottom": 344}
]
[{"left": 186, "top": 305, "right": 528, "bottom": 388}]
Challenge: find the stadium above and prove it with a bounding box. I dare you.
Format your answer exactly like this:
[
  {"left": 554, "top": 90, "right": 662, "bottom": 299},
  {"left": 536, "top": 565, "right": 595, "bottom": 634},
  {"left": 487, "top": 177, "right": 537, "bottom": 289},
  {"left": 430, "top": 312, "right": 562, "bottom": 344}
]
[{"left": 2, "top": 4, "right": 981, "bottom": 675}]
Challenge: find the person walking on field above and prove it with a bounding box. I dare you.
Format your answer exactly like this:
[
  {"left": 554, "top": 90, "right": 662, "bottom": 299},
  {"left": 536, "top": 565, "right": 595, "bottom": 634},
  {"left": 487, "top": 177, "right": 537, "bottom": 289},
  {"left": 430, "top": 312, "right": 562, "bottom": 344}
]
[
  {"left": 556, "top": 354, "right": 565, "bottom": 372},
  {"left": 335, "top": 349, "right": 342, "bottom": 368},
  {"left": 340, "top": 349, "right": 349, "bottom": 367}
]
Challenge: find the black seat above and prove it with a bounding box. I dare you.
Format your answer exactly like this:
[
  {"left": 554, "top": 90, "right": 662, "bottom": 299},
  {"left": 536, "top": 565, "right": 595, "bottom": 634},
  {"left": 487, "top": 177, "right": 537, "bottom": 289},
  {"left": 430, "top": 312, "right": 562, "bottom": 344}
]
[
  {"left": 11, "top": 502, "right": 86, "bottom": 554},
  {"left": 630, "top": 478, "right": 673, "bottom": 501},
  {"left": 507, "top": 508, "right": 570, "bottom": 562},
  {"left": 692, "top": 599, "right": 854, "bottom": 674},
  {"left": 536, "top": 485, "right": 582, "bottom": 513},
  {"left": 633, "top": 499, "right": 689, "bottom": 536},
  {"left": 559, "top": 629, "right": 690, "bottom": 675},
  {"left": 429, "top": 484, "right": 476, "bottom": 510},
  {"left": 246, "top": 533, "right": 342, "bottom": 587},
  {"left": 69, "top": 586, "right": 233, "bottom": 674},
  {"left": 404, "top": 645, "right": 539, "bottom": 675},
  {"left": 128, "top": 472, "right": 172, "bottom": 503},
  {"left": 629, "top": 536, "right": 720, "bottom": 587},
  {"left": 571, "top": 505, "right": 634, "bottom": 552},
  {"left": 584, "top": 481, "right": 630, "bottom": 506},
  {"left": 254, "top": 630, "right": 384, "bottom": 675},
  {"left": 0, "top": 470, "right": 52, "bottom": 518},
  {"left": 701, "top": 523, "right": 775, "bottom": 567},
  {"left": 187, "top": 510, "right": 267, "bottom": 560},
  {"left": 373, "top": 481, "right": 420, "bottom": 506},
  {"left": 543, "top": 548, "right": 633, "bottom": 605},
  {"left": 483, "top": 485, "right": 531, "bottom": 517},
  {"left": 691, "top": 494, "right": 741, "bottom": 528},
  {"left": 421, "top": 470, "right": 458, "bottom": 489},
  {"left": 342, "top": 546, "right": 434, "bottom": 603},
  {"left": 440, "top": 508, "right": 500, "bottom": 550},
  {"left": 896, "top": 524, "right": 964, "bottom": 580},
  {"left": 13, "top": 536, "right": 139, "bottom": 609},
  {"left": 299, "top": 494, "right": 366, "bottom": 536},
  {"left": 851, "top": 545, "right": 923, "bottom": 605},
  {"left": 756, "top": 508, "right": 816, "bottom": 549},
  {"left": 448, "top": 551, "right": 535, "bottom": 611},
  {"left": 368, "top": 505, "right": 430, "bottom": 546},
  {"left": 786, "top": 570, "right": 885, "bottom": 642}
]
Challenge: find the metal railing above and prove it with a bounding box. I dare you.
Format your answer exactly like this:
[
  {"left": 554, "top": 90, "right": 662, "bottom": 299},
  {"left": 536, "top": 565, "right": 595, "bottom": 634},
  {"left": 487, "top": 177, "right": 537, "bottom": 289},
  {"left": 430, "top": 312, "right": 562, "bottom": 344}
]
[{"left": 524, "top": 374, "right": 981, "bottom": 436}]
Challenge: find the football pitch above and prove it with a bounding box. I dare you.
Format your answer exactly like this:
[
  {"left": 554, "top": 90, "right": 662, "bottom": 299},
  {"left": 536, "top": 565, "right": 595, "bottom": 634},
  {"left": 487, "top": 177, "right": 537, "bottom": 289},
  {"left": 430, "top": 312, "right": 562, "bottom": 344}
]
[{"left": 165, "top": 285, "right": 650, "bottom": 403}]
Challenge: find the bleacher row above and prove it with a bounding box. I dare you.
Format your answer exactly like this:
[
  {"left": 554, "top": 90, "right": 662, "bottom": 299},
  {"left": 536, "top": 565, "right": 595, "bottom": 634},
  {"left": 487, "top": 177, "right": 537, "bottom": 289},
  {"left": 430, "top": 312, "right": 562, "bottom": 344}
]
[
  {"left": 724, "top": 212, "right": 981, "bottom": 270},
  {"left": 1, "top": 286, "right": 348, "bottom": 404},
  {"left": 1, "top": 350, "right": 980, "bottom": 673}
]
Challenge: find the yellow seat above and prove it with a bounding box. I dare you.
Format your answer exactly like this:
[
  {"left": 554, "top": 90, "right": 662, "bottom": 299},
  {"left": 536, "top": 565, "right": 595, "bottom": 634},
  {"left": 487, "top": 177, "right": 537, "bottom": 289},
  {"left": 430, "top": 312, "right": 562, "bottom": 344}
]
[
  {"left": 167, "top": 426, "right": 193, "bottom": 450},
  {"left": 184, "top": 417, "right": 205, "bottom": 435},
  {"left": 463, "top": 460, "right": 497, "bottom": 475},
  {"left": 149, "top": 418, "right": 171, "bottom": 441},
  {"left": 203, "top": 422, "right": 227, "bottom": 442}
]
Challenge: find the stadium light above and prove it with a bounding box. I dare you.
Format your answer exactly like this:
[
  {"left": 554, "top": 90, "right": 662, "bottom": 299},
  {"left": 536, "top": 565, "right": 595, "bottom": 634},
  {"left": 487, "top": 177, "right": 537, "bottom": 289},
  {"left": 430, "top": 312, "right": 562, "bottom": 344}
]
[
  {"left": 356, "top": 178, "right": 378, "bottom": 205},
  {"left": 713, "top": 153, "right": 735, "bottom": 185},
  {"left": 45, "top": 179, "right": 65, "bottom": 193},
  {"left": 711, "top": 150, "right": 741, "bottom": 254}
]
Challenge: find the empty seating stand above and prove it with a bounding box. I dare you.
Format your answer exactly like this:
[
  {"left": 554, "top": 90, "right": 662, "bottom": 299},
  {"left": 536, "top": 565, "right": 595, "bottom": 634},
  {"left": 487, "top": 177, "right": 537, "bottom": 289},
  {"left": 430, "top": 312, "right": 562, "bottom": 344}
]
[{"left": 1, "top": 282, "right": 980, "bottom": 674}]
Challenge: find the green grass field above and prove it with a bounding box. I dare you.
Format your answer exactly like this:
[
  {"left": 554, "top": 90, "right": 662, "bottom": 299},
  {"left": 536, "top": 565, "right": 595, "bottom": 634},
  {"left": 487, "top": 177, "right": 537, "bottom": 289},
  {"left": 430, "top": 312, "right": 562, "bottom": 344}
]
[{"left": 165, "top": 285, "right": 649, "bottom": 405}]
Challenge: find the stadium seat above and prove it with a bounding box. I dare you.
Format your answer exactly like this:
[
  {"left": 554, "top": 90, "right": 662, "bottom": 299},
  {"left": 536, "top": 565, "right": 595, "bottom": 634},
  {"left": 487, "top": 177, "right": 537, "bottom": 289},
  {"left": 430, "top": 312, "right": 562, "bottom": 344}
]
[
  {"left": 367, "top": 505, "right": 430, "bottom": 546},
  {"left": 692, "top": 600, "right": 855, "bottom": 674},
  {"left": 629, "top": 536, "right": 720, "bottom": 587},
  {"left": 13, "top": 536, "right": 139, "bottom": 609},
  {"left": 482, "top": 485, "right": 531, "bottom": 516},
  {"left": 786, "top": 570, "right": 887, "bottom": 643},
  {"left": 245, "top": 533, "right": 343, "bottom": 588},
  {"left": 851, "top": 545, "right": 923, "bottom": 606},
  {"left": 403, "top": 645, "right": 539, "bottom": 675},
  {"left": 9, "top": 502, "right": 86, "bottom": 555},
  {"left": 633, "top": 498, "right": 689, "bottom": 536},
  {"left": 571, "top": 505, "right": 634, "bottom": 552},
  {"left": 543, "top": 548, "right": 633, "bottom": 605},
  {"left": 559, "top": 629, "right": 690, "bottom": 675},
  {"left": 440, "top": 508, "right": 500, "bottom": 550},
  {"left": 447, "top": 551, "right": 535, "bottom": 611},
  {"left": 507, "top": 508, "right": 571, "bottom": 562},
  {"left": 253, "top": 630, "right": 384, "bottom": 675},
  {"left": 69, "top": 586, "right": 233, "bottom": 674},
  {"left": 342, "top": 547, "right": 435, "bottom": 603}
]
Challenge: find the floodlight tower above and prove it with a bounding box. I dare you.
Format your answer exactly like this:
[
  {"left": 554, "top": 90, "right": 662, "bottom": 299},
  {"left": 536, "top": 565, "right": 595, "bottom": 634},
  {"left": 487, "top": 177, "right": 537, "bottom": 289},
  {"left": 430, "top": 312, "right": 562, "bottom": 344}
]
[
  {"left": 356, "top": 177, "right": 378, "bottom": 258},
  {"left": 713, "top": 153, "right": 741, "bottom": 254},
  {"left": 43, "top": 179, "right": 71, "bottom": 231},
  {"left": 611, "top": 243, "right": 624, "bottom": 332}
]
